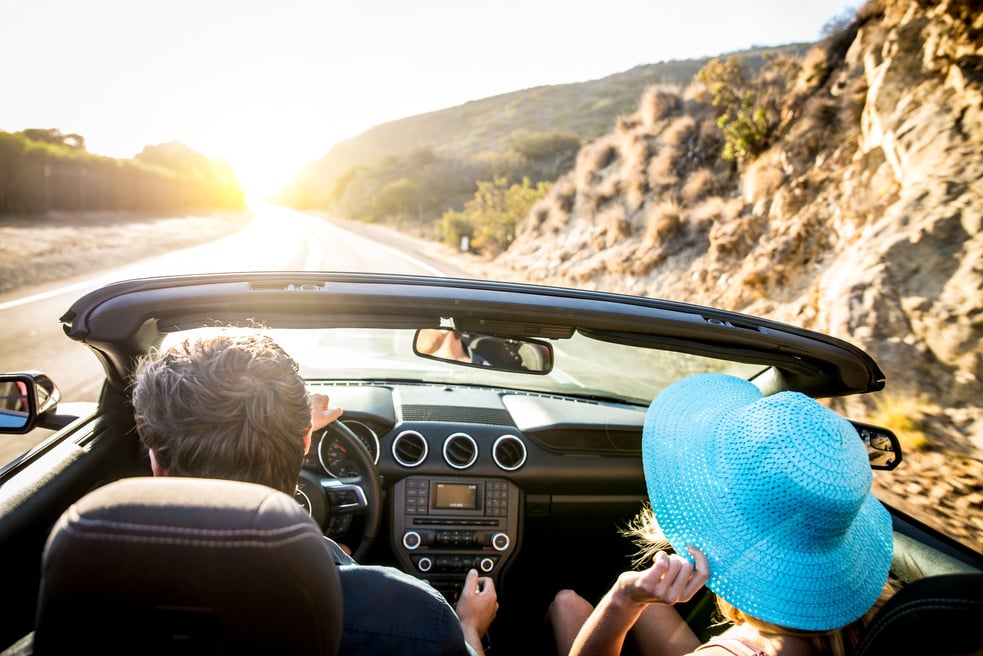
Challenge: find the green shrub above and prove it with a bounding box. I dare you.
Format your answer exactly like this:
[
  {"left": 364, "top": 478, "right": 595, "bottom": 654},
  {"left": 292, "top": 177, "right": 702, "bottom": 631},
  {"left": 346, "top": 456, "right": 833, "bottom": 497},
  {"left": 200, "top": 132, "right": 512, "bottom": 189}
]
[
  {"left": 438, "top": 177, "right": 551, "bottom": 255},
  {"left": 695, "top": 54, "right": 800, "bottom": 162}
]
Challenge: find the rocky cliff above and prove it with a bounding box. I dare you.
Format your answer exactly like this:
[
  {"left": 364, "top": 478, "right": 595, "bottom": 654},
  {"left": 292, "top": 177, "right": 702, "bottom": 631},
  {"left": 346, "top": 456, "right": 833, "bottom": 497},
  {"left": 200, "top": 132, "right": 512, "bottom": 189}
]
[{"left": 498, "top": 0, "right": 983, "bottom": 459}]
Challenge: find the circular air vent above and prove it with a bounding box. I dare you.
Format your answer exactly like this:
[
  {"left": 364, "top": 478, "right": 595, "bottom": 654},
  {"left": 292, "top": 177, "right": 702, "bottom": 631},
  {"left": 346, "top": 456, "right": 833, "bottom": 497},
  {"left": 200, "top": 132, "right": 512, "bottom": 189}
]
[
  {"left": 443, "top": 433, "right": 478, "bottom": 469},
  {"left": 392, "top": 430, "right": 428, "bottom": 468},
  {"left": 492, "top": 434, "right": 527, "bottom": 471}
]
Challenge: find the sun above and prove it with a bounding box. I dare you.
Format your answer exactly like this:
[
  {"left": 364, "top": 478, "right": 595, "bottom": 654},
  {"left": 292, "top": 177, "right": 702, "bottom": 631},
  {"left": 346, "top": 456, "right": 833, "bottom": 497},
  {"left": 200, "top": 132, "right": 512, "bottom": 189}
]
[{"left": 227, "top": 154, "right": 300, "bottom": 202}]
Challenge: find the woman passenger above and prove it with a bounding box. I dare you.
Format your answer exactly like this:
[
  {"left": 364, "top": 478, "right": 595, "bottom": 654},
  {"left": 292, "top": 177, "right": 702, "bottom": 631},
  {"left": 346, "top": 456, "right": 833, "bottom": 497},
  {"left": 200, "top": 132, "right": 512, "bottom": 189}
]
[{"left": 548, "top": 373, "right": 895, "bottom": 656}]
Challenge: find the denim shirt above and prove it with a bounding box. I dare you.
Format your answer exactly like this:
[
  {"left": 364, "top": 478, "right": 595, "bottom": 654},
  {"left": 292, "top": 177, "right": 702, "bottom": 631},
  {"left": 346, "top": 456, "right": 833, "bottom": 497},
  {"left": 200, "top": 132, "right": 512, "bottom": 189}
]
[{"left": 325, "top": 538, "right": 477, "bottom": 655}]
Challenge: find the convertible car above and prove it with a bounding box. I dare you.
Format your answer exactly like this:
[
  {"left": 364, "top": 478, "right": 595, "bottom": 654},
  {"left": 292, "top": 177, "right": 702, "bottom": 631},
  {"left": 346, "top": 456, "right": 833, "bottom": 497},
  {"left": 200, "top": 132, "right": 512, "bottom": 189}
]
[{"left": 1, "top": 271, "right": 980, "bottom": 654}]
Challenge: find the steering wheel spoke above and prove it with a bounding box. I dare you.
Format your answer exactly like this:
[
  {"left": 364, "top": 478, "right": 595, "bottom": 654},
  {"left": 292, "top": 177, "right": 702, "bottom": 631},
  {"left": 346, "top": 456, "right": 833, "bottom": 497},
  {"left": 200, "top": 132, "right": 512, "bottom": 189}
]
[
  {"left": 296, "top": 421, "right": 382, "bottom": 561},
  {"left": 323, "top": 479, "right": 369, "bottom": 513}
]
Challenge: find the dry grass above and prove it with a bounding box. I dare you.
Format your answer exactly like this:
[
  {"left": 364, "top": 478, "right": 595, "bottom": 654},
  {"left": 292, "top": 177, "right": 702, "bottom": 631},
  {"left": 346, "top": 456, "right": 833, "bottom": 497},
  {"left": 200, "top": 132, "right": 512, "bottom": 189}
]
[{"left": 0, "top": 211, "right": 252, "bottom": 294}]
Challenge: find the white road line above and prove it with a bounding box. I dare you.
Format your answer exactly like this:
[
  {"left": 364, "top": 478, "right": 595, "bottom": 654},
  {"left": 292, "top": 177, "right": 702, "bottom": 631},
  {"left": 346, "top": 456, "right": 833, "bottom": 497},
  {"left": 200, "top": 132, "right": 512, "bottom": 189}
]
[
  {"left": 362, "top": 240, "right": 447, "bottom": 277},
  {"left": 0, "top": 277, "right": 112, "bottom": 312}
]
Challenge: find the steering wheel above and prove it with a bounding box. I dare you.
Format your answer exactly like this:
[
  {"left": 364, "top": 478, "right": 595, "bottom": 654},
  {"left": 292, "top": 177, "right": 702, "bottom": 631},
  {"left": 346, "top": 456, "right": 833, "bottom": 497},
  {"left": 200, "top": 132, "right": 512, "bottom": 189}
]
[{"left": 296, "top": 420, "right": 382, "bottom": 562}]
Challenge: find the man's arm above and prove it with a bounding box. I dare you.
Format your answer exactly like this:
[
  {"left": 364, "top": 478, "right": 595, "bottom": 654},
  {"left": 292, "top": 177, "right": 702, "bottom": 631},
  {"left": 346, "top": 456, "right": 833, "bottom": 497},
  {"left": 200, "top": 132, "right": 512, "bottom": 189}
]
[{"left": 454, "top": 569, "right": 498, "bottom": 656}]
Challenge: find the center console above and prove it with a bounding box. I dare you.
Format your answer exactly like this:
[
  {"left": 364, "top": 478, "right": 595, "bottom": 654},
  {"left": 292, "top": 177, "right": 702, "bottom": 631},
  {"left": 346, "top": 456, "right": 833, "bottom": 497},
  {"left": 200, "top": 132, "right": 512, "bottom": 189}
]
[{"left": 391, "top": 475, "right": 521, "bottom": 600}]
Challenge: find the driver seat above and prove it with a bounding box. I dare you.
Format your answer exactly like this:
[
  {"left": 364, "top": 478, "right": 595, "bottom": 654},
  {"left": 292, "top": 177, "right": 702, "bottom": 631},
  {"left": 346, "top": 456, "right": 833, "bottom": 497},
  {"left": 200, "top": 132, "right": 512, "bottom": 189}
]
[{"left": 31, "top": 477, "right": 343, "bottom": 655}]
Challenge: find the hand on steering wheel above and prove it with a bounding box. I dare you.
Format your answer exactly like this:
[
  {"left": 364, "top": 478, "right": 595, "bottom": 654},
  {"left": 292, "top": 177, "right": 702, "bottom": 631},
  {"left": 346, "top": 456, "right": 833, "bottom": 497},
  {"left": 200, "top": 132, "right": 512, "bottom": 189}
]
[{"left": 311, "top": 393, "right": 344, "bottom": 430}]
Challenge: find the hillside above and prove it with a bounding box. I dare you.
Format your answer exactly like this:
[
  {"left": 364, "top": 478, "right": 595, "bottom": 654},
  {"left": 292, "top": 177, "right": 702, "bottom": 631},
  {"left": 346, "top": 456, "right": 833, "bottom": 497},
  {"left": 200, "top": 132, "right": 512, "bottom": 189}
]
[
  {"left": 281, "top": 46, "right": 807, "bottom": 211},
  {"left": 496, "top": 0, "right": 981, "bottom": 461}
]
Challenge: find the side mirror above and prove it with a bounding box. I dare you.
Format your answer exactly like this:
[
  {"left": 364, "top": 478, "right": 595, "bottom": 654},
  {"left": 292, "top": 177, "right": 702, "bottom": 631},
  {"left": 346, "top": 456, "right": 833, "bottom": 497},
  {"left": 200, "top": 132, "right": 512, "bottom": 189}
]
[
  {"left": 0, "top": 372, "right": 61, "bottom": 434},
  {"left": 414, "top": 329, "right": 553, "bottom": 374},
  {"left": 851, "top": 420, "right": 903, "bottom": 471}
]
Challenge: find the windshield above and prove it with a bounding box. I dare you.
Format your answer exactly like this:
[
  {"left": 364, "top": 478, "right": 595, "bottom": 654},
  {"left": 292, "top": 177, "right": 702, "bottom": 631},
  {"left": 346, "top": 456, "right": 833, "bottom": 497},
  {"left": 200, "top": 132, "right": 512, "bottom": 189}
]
[{"left": 166, "top": 327, "right": 764, "bottom": 406}]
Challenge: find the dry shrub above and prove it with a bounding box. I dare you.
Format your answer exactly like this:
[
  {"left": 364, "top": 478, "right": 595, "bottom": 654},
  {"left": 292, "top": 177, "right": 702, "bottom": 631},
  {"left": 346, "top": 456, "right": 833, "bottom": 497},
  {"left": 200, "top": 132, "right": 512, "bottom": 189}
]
[
  {"left": 590, "top": 139, "right": 619, "bottom": 173},
  {"left": 637, "top": 85, "right": 683, "bottom": 129},
  {"left": 552, "top": 177, "right": 577, "bottom": 213},
  {"left": 599, "top": 207, "right": 631, "bottom": 248},
  {"left": 603, "top": 247, "right": 636, "bottom": 275},
  {"left": 708, "top": 204, "right": 765, "bottom": 261},
  {"left": 682, "top": 81, "right": 706, "bottom": 104},
  {"left": 642, "top": 199, "right": 682, "bottom": 246},
  {"left": 647, "top": 145, "right": 680, "bottom": 189},
  {"left": 787, "top": 95, "right": 844, "bottom": 166},
  {"left": 681, "top": 168, "right": 716, "bottom": 204},
  {"left": 515, "top": 199, "right": 550, "bottom": 241},
  {"left": 621, "top": 136, "right": 652, "bottom": 212},
  {"left": 688, "top": 196, "right": 728, "bottom": 234},
  {"left": 575, "top": 137, "right": 619, "bottom": 189},
  {"left": 594, "top": 175, "right": 622, "bottom": 209},
  {"left": 740, "top": 266, "right": 770, "bottom": 294},
  {"left": 615, "top": 115, "right": 640, "bottom": 134},
  {"left": 631, "top": 245, "right": 661, "bottom": 276},
  {"left": 742, "top": 155, "right": 784, "bottom": 204},
  {"left": 625, "top": 185, "right": 647, "bottom": 215},
  {"left": 796, "top": 44, "right": 834, "bottom": 95},
  {"left": 662, "top": 114, "right": 697, "bottom": 148},
  {"left": 568, "top": 257, "right": 602, "bottom": 283}
]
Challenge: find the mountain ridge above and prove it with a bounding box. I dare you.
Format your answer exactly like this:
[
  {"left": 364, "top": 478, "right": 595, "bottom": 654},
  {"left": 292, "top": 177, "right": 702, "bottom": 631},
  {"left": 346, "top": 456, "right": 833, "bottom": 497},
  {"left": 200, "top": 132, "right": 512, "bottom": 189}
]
[{"left": 283, "top": 45, "right": 808, "bottom": 208}]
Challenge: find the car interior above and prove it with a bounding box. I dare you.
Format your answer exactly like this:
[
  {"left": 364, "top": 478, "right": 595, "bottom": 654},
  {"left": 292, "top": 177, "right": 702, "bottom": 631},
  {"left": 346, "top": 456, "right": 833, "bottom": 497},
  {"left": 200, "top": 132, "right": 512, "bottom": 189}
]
[{"left": 1, "top": 272, "right": 981, "bottom": 655}]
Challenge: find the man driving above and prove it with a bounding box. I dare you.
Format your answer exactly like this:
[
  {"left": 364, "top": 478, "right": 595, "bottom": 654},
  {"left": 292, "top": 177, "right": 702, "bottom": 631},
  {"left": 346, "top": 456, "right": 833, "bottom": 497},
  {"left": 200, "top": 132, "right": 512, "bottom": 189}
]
[{"left": 131, "top": 329, "right": 498, "bottom": 655}]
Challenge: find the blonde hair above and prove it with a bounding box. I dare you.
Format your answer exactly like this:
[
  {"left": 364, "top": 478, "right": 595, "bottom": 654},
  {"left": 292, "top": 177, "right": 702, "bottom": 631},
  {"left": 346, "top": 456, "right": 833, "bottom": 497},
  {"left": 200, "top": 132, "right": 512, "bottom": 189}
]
[{"left": 622, "top": 505, "right": 902, "bottom": 656}]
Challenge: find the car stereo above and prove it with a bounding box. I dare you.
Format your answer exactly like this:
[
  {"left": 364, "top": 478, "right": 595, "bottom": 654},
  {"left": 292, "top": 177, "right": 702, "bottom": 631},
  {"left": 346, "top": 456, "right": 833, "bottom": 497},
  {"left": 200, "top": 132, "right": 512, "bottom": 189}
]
[{"left": 391, "top": 475, "right": 521, "bottom": 599}]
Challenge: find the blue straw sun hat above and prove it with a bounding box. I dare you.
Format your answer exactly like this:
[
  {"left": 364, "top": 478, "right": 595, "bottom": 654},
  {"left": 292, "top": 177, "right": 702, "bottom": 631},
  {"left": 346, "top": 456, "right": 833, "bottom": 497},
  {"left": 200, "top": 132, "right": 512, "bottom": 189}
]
[{"left": 642, "top": 373, "right": 893, "bottom": 631}]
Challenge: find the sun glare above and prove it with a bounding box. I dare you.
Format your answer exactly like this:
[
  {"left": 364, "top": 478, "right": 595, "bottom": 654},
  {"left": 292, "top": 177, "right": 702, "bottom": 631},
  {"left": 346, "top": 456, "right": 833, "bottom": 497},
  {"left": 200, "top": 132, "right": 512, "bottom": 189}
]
[{"left": 228, "top": 155, "right": 298, "bottom": 201}]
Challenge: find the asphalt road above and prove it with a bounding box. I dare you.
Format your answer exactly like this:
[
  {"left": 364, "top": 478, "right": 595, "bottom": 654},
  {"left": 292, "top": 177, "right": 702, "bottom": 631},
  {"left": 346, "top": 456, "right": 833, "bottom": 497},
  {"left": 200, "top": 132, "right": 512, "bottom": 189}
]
[{"left": 0, "top": 206, "right": 473, "bottom": 464}]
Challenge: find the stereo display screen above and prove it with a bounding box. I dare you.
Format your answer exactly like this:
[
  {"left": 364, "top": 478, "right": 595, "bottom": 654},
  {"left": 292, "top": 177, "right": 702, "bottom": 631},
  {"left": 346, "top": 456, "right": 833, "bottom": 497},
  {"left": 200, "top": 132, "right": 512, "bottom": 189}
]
[{"left": 433, "top": 482, "right": 479, "bottom": 510}]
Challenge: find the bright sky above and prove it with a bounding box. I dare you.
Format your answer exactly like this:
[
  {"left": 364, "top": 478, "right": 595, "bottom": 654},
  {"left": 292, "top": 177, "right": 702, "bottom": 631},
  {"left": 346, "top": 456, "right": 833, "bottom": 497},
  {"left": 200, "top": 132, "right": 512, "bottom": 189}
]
[{"left": 1, "top": 0, "right": 856, "bottom": 198}]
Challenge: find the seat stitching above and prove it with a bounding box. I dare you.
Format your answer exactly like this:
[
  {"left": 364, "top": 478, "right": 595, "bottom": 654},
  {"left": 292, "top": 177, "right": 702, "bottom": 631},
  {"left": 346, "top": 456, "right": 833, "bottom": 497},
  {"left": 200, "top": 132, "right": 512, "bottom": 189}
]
[
  {"left": 72, "top": 515, "right": 313, "bottom": 538},
  {"left": 58, "top": 526, "right": 323, "bottom": 549}
]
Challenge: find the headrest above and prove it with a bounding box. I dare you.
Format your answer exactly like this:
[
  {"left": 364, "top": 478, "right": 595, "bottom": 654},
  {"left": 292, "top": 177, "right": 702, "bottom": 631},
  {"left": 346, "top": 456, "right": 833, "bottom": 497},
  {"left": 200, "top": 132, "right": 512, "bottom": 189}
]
[{"left": 34, "top": 477, "right": 342, "bottom": 655}]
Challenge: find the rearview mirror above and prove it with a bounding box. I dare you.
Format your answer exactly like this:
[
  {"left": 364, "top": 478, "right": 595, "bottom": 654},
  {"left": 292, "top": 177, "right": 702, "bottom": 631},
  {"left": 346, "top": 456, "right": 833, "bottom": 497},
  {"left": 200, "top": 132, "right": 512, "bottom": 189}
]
[
  {"left": 414, "top": 329, "right": 553, "bottom": 374},
  {"left": 0, "top": 372, "right": 61, "bottom": 434}
]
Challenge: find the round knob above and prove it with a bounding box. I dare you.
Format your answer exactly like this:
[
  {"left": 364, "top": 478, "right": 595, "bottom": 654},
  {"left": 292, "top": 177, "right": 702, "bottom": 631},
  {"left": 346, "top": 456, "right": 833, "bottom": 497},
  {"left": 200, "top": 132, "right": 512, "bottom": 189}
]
[
  {"left": 491, "top": 532, "right": 510, "bottom": 551},
  {"left": 402, "top": 531, "right": 422, "bottom": 550},
  {"left": 417, "top": 556, "right": 433, "bottom": 573},
  {"left": 479, "top": 557, "right": 495, "bottom": 573}
]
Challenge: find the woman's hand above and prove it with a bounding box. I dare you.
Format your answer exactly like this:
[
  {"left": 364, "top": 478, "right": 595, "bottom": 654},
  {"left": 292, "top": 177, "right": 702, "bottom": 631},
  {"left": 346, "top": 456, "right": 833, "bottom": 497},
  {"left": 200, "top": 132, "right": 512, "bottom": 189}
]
[
  {"left": 310, "top": 393, "right": 343, "bottom": 431},
  {"left": 612, "top": 547, "right": 709, "bottom": 608}
]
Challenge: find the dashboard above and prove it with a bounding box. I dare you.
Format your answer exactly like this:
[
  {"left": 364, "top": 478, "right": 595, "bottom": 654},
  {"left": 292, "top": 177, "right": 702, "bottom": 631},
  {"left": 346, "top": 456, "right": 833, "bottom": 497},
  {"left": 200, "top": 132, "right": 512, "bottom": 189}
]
[{"left": 300, "top": 382, "right": 650, "bottom": 596}]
